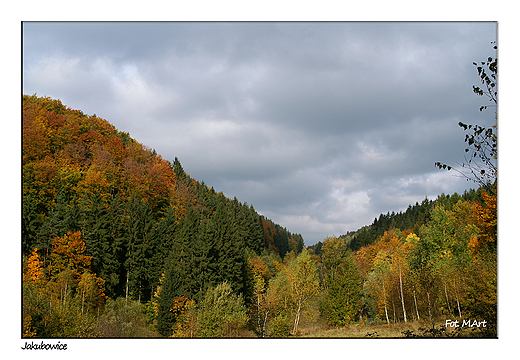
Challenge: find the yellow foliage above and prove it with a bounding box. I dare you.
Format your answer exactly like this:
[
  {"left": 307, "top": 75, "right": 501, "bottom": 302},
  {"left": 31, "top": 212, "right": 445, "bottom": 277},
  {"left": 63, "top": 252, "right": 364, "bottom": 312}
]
[
  {"left": 170, "top": 296, "right": 197, "bottom": 338},
  {"left": 22, "top": 314, "right": 37, "bottom": 338},
  {"left": 468, "top": 236, "right": 480, "bottom": 254},
  {"left": 26, "top": 248, "right": 45, "bottom": 284},
  {"left": 271, "top": 259, "right": 284, "bottom": 274},
  {"left": 75, "top": 167, "right": 113, "bottom": 203},
  {"left": 76, "top": 271, "right": 108, "bottom": 313},
  {"left": 250, "top": 256, "right": 271, "bottom": 282},
  {"left": 475, "top": 190, "right": 497, "bottom": 244},
  {"left": 152, "top": 273, "right": 165, "bottom": 317}
]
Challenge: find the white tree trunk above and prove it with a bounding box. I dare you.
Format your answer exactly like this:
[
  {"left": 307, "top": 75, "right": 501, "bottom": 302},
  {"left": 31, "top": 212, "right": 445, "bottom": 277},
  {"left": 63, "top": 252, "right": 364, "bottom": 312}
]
[
  {"left": 125, "top": 269, "right": 129, "bottom": 305},
  {"left": 382, "top": 277, "right": 390, "bottom": 324},
  {"left": 453, "top": 280, "right": 462, "bottom": 318},
  {"left": 262, "top": 309, "right": 269, "bottom": 338},
  {"left": 413, "top": 288, "right": 420, "bottom": 321},
  {"left": 257, "top": 295, "right": 261, "bottom": 334},
  {"left": 399, "top": 263, "right": 407, "bottom": 323},
  {"left": 63, "top": 281, "right": 68, "bottom": 307},
  {"left": 444, "top": 282, "right": 452, "bottom": 315},
  {"left": 292, "top": 302, "right": 302, "bottom": 335},
  {"left": 426, "top": 290, "right": 434, "bottom": 328}
]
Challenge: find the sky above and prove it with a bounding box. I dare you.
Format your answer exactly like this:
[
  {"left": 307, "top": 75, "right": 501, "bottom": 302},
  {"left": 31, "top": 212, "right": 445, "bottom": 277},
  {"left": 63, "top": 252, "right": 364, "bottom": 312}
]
[{"left": 22, "top": 21, "right": 498, "bottom": 246}]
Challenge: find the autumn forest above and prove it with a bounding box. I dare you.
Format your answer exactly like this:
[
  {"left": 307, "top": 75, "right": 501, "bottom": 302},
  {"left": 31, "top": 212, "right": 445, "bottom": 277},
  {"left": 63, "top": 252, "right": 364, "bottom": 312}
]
[
  {"left": 22, "top": 90, "right": 497, "bottom": 338},
  {"left": 22, "top": 75, "right": 497, "bottom": 338}
]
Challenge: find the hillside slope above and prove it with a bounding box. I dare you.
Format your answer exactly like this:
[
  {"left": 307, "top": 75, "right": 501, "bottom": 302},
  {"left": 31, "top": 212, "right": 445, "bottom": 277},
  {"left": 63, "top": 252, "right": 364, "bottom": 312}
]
[{"left": 22, "top": 94, "right": 303, "bottom": 302}]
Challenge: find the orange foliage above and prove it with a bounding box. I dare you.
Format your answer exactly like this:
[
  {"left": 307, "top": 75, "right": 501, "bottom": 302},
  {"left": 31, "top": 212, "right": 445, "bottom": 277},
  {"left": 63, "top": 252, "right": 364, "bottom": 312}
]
[
  {"left": 471, "top": 189, "right": 497, "bottom": 254},
  {"left": 23, "top": 113, "right": 50, "bottom": 163},
  {"left": 48, "top": 231, "right": 92, "bottom": 283},
  {"left": 476, "top": 190, "right": 497, "bottom": 242},
  {"left": 355, "top": 230, "right": 403, "bottom": 278},
  {"left": 250, "top": 256, "right": 271, "bottom": 282},
  {"left": 23, "top": 95, "right": 178, "bottom": 213},
  {"left": 146, "top": 155, "right": 176, "bottom": 205},
  {"left": 261, "top": 217, "right": 278, "bottom": 254}
]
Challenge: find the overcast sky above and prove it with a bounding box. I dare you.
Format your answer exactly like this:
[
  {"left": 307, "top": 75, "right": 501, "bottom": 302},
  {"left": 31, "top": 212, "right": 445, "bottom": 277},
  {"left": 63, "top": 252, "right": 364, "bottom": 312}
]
[{"left": 23, "top": 22, "right": 497, "bottom": 245}]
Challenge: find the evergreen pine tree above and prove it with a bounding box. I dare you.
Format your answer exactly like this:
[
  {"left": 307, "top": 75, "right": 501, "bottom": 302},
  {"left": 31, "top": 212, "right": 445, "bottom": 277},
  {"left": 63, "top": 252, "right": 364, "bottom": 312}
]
[
  {"left": 124, "top": 194, "right": 154, "bottom": 302},
  {"left": 191, "top": 216, "right": 215, "bottom": 295},
  {"left": 64, "top": 195, "right": 83, "bottom": 233},
  {"left": 104, "top": 194, "right": 126, "bottom": 298},
  {"left": 157, "top": 207, "right": 200, "bottom": 336},
  {"left": 35, "top": 192, "right": 69, "bottom": 263},
  {"left": 211, "top": 202, "right": 247, "bottom": 295},
  {"left": 241, "top": 204, "right": 266, "bottom": 254},
  {"left": 80, "top": 193, "right": 109, "bottom": 278},
  {"left": 148, "top": 206, "right": 177, "bottom": 299},
  {"left": 22, "top": 195, "right": 44, "bottom": 255}
]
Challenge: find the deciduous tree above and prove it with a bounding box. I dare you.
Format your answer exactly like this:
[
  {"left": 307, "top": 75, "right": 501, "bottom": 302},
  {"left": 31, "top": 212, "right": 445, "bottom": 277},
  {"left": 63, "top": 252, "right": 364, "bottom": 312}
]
[{"left": 287, "top": 248, "right": 319, "bottom": 335}]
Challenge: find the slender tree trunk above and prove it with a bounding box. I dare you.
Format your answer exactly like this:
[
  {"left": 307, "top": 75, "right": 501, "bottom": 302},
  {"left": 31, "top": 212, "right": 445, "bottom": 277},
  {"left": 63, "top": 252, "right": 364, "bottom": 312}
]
[
  {"left": 382, "top": 277, "right": 390, "bottom": 324},
  {"left": 426, "top": 290, "right": 434, "bottom": 328},
  {"left": 292, "top": 301, "right": 302, "bottom": 335},
  {"left": 138, "top": 277, "right": 141, "bottom": 303},
  {"left": 262, "top": 309, "right": 269, "bottom": 338},
  {"left": 413, "top": 288, "right": 420, "bottom": 321},
  {"left": 125, "top": 269, "right": 129, "bottom": 305},
  {"left": 453, "top": 280, "right": 462, "bottom": 318},
  {"left": 399, "top": 263, "right": 407, "bottom": 323},
  {"left": 257, "top": 296, "right": 261, "bottom": 332},
  {"left": 392, "top": 298, "right": 396, "bottom": 323},
  {"left": 63, "top": 281, "right": 68, "bottom": 307},
  {"left": 444, "top": 282, "right": 452, "bottom": 315},
  {"left": 81, "top": 289, "right": 85, "bottom": 315}
]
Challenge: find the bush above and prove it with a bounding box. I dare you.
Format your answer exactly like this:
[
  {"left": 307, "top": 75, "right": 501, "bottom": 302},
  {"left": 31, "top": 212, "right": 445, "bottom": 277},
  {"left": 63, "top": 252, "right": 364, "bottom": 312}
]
[
  {"left": 267, "top": 313, "right": 292, "bottom": 337},
  {"left": 94, "top": 298, "right": 158, "bottom": 337},
  {"left": 196, "top": 282, "right": 248, "bottom": 337}
]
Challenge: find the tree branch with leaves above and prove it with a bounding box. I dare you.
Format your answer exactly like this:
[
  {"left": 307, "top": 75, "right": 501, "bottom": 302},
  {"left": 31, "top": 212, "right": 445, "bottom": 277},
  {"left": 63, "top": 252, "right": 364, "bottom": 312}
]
[{"left": 436, "top": 42, "right": 497, "bottom": 194}]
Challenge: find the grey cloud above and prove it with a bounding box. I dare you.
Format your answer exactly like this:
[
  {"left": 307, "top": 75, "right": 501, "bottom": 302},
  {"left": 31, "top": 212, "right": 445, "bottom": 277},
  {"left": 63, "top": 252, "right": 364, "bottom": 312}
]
[{"left": 23, "top": 21, "right": 497, "bottom": 245}]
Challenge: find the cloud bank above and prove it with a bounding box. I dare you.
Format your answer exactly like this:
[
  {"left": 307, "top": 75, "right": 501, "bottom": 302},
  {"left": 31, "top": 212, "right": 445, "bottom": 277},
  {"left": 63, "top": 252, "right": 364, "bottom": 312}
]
[{"left": 23, "top": 22, "right": 497, "bottom": 245}]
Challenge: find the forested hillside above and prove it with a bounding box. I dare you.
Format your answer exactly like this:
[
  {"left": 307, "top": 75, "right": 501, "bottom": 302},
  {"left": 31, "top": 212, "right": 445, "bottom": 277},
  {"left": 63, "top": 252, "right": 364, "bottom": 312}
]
[
  {"left": 22, "top": 94, "right": 496, "bottom": 338},
  {"left": 22, "top": 94, "right": 304, "bottom": 337},
  {"left": 309, "top": 187, "right": 496, "bottom": 337},
  {"left": 309, "top": 188, "right": 487, "bottom": 253}
]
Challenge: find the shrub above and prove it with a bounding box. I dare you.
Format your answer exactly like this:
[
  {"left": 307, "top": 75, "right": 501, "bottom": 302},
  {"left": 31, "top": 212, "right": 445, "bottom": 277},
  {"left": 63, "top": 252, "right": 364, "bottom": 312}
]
[{"left": 196, "top": 282, "right": 248, "bottom": 337}]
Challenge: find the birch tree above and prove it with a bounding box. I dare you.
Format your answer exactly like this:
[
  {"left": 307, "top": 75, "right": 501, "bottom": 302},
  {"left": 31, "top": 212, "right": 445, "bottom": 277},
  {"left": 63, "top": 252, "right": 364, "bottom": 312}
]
[{"left": 287, "top": 248, "right": 319, "bottom": 335}]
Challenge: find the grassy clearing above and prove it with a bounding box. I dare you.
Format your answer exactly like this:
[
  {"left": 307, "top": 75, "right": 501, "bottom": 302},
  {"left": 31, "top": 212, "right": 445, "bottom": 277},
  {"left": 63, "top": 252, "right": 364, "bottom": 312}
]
[
  {"left": 298, "top": 317, "right": 495, "bottom": 338},
  {"left": 300, "top": 319, "right": 428, "bottom": 338}
]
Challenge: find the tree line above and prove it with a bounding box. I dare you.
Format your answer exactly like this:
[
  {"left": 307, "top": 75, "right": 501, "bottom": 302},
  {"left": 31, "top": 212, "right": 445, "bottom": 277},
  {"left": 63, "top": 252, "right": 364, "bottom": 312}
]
[{"left": 308, "top": 188, "right": 487, "bottom": 254}]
